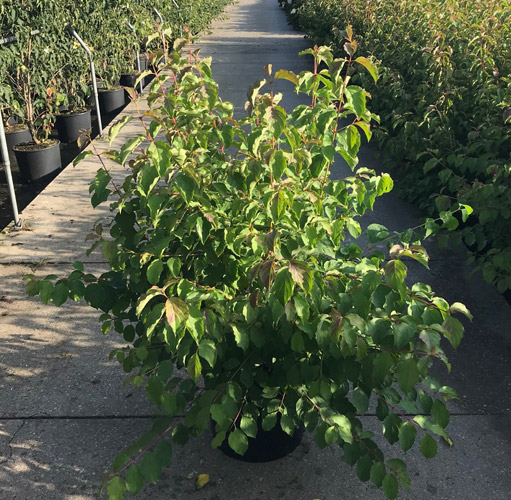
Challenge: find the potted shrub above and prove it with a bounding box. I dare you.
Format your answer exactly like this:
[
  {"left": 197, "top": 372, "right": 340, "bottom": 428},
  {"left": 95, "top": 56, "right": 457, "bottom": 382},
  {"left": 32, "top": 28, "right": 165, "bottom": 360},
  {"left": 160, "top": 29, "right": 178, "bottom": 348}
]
[
  {"left": 25, "top": 35, "right": 472, "bottom": 500},
  {"left": 0, "top": 16, "right": 31, "bottom": 165},
  {"left": 7, "top": 24, "right": 62, "bottom": 183},
  {"left": 52, "top": 59, "right": 93, "bottom": 144},
  {"left": 86, "top": 5, "right": 135, "bottom": 116}
]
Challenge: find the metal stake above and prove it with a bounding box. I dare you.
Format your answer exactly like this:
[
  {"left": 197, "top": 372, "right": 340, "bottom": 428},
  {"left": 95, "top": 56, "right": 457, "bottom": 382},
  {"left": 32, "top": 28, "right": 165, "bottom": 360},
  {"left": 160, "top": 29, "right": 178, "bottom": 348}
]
[
  {"left": 154, "top": 8, "right": 164, "bottom": 25},
  {"left": 0, "top": 109, "right": 21, "bottom": 228},
  {"left": 171, "top": 1, "right": 183, "bottom": 37},
  {"left": 68, "top": 26, "right": 103, "bottom": 137},
  {"left": 127, "top": 22, "right": 143, "bottom": 93}
]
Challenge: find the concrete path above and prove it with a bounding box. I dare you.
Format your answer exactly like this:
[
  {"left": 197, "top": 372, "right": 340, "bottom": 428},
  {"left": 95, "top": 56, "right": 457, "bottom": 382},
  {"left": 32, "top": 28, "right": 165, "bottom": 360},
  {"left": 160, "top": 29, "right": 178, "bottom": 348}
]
[{"left": 0, "top": 0, "right": 510, "bottom": 498}]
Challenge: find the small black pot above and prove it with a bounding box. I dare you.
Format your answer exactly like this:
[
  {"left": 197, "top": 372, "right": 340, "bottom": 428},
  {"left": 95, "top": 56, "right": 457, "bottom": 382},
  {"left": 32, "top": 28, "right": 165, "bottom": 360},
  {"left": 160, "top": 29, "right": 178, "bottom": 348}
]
[
  {"left": 0, "top": 126, "right": 32, "bottom": 164},
  {"left": 138, "top": 53, "right": 149, "bottom": 71},
  {"left": 98, "top": 87, "right": 125, "bottom": 115},
  {"left": 214, "top": 416, "right": 305, "bottom": 462},
  {"left": 13, "top": 140, "right": 61, "bottom": 183},
  {"left": 120, "top": 73, "right": 138, "bottom": 88},
  {"left": 55, "top": 109, "right": 92, "bottom": 143}
]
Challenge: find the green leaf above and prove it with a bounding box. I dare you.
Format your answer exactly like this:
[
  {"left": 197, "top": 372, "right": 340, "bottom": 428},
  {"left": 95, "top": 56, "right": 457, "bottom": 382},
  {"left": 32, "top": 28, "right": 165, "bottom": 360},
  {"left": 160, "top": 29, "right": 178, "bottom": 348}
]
[
  {"left": 240, "top": 416, "right": 258, "bottom": 438},
  {"left": 344, "top": 86, "right": 366, "bottom": 118},
  {"left": 145, "top": 303, "right": 165, "bottom": 339},
  {"left": 442, "top": 316, "right": 464, "bottom": 349},
  {"left": 288, "top": 261, "right": 313, "bottom": 293},
  {"left": 221, "top": 125, "right": 234, "bottom": 148},
  {"left": 370, "top": 462, "right": 386, "bottom": 487},
  {"left": 393, "top": 323, "right": 415, "bottom": 350},
  {"left": 165, "top": 298, "right": 189, "bottom": 331},
  {"left": 352, "top": 387, "right": 369, "bottom": 414},
  {"left": 167, "top": 258, "right": 181, "bottom": 278},
  {"left": 398, "top": 422, "right": 417, "bottom": 452},
  {"left": 73, "top": 149, "right": 92, "bottom": 166},
  {"left": 450, "top": 302, "right": 472, "bottom": 320},
  {"left": 356, "top": 454, "right": 373, "bottom": 482},
  {"left": 354, "top": 56, "right": 378, "bottom": 82},
  {"left": 330, "top": 414, "right": 353, "bottom": 444},
  {"left": 232, "top": 324, "right": 249, "bottom": 351},
  {"left": 174, "top": 172, "right": 195, "bottom": 204},
  {"left": 373, "top": 352, "right": 393, "bottom": 386},
  {"left": 187, "top": 353, "right": 202, "bottom": 383},
  {"left": 275, "top": 69, "right": 299, "bottom": 85},
  {"left": 460, "top": 204, "right": 473, "bottom": 222},
  {"left": 396, "top": 358, "right": 420, "bottom": 393},
  {"left": 154, "top": 440, "right": 172, "bottom": 467},
  {"left": 383, "top": 413, "right": 401, "bottom": 444},
  {"left": 273, "top": 268, "right": 294, "bottom": 304},
  {"left": 146, "top": 376, "right": 164, "bottom": 405},
  {"left": 228, "top": 428, "right": 248, "bottom": 456},
  {"left": 125, "top": 466, "right": 144, "bottom": 495},
  {"left": 52, "top": 282, "right": 69, "bottom": 306},
  {"left": 140, "top": 452, "right": 161, "bottom": 484},
  {"left": 262, "top": 412, "right": 277, "bottom": 431},
  {"left": 420, "top": 434, "right": 438, "bottom": 458},
  {"left": 147, "top": 259, "right": 163, "bottom": 285},
  {"left": 84, "top": 283, "right": 105, "bottom": 310},
  {"left": 294, "top": 295, "right": 309, "bottom": 321},
  {"left": 384, "top": 259, "right": 407, "bottom": 290},
  {"left": 291, "top": 331, "right": 305, "bottom": 352},
  {"left": 107, "top": 476, "right": 126, "bottom": 500},
  {"left": 108, "top": 116, "right": 132, "bottom": 145},
  {"left": 39, "top": 281, "right": 54, "bottom": 304},
  {"left": 172, "top": 424, "right": 189, "bottom": 445},
  {"left": 431, "top": 400, "right": 450, "bottom": 428},
  {"left": 365, "top": 223, "right": 389, "bottom": 243},
  {"left": 211, "top": 431, "right": 226, "bottom": 448},
  {"left": 270, "top": 150, "right": 287, "bottom": 179},
  {"left": 382, "top": 474, "right": 399, "bottom": 499},
  {"left": 198, "top": 339, "right": 217, "bottom": 368}
]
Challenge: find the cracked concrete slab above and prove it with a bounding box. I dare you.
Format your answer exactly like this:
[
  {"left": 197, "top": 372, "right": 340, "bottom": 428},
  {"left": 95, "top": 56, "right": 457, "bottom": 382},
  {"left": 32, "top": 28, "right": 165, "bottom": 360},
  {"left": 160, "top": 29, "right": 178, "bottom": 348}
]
[{"left": 0, "top": 415, "right": 510, "bottom": 500}]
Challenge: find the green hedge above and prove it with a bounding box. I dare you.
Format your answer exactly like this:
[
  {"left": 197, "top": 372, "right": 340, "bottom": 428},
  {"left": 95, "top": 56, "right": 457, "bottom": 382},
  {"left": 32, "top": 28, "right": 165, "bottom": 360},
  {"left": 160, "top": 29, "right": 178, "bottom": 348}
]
[
  {"left": 283, "top": 0, "right": 511, "bottom": 293},
  {"left": 0, "top": 0, "right": 231, "bottom": 139}
]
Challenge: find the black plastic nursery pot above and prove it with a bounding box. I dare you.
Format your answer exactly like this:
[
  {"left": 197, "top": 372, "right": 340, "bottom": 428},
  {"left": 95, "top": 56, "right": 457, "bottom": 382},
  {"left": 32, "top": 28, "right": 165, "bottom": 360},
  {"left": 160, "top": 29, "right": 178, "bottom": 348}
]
[
  {"left": 13, "top": 139, "right": 61, "bottom": 183},
  {"left": 213, "top": 416, "right": 305, "bottom": 463},
  {"left": 98, "top": 87, "right": 125, "bottom": 115},
  {"left": 120, "top": 73, "right": 138, "bottom": 88},
  {"left": 138, "top": 53, "right": 149, "bottom": 71},
  {"left": 55, "top": 109, "right": 92, "bottom": 143},
  {"left": 0, "top": 125, "right": 32, "bottom": 164}
]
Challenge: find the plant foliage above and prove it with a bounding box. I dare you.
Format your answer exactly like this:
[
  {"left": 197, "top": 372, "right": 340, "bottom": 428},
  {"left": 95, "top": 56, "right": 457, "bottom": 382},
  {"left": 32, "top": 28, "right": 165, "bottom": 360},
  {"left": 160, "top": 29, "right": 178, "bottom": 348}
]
[
  {"left": 25, "top": 32, "right": 471, "bottom": 499},
  {"left": 282, "top": 0, "right": 511, "bottom": 294}
]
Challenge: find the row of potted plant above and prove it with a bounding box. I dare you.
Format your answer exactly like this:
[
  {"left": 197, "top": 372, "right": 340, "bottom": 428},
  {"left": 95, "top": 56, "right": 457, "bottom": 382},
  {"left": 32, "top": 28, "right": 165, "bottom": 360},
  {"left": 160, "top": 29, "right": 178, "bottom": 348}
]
[{"left": 0, "top": 0, "right": 230, "bottom": 183}]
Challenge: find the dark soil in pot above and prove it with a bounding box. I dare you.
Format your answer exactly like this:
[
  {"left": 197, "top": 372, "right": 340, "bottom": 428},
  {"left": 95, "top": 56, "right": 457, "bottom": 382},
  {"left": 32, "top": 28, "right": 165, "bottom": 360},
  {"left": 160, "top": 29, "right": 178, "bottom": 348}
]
[
  {"left": 0, "top": 125, "right": 32, "bottom": 164},
  {"left": 13, "top": 139, "right": 62, "bottom": 183},
  {"left": 55, "top": 109, "right": 92, "bottom": 143},
  {"left": 98, "top": 87, "right": 125, "bottom": 115},
  {"left": 213, "top": 415, "right": 305, "bottom": 462}
]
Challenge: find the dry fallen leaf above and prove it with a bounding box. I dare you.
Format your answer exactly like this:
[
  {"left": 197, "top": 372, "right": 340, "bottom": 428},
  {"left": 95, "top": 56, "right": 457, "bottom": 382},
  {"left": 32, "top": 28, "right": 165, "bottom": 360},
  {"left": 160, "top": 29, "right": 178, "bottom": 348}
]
[{"left": 195, "top": 473, "right": 210, "bottom": 490}]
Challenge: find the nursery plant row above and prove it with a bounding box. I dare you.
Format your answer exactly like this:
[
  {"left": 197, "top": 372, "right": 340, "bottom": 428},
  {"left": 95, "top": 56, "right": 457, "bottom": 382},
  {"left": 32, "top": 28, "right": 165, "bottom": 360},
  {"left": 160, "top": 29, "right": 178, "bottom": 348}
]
[
  {"left": 0, "top": 0, "right": 230, "bottom": 185},
  {"left": 283, "top": 0, "right": 511, "bottom": 294}
]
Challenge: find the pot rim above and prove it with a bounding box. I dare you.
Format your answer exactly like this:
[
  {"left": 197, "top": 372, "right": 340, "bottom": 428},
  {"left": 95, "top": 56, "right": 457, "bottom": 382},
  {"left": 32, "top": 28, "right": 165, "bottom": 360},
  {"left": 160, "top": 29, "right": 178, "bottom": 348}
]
[
  {"left": 4, "top": 124, "right": 30, "bottom": 134},
  {"left": 56, "top": 108, "right": 91, "bottom": 118},
  {"left": 13, "top": 139, "right": 60, "bottom": 153},
  {"left": 98, "top": 86, "right": 124, "bottom": 93}
]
